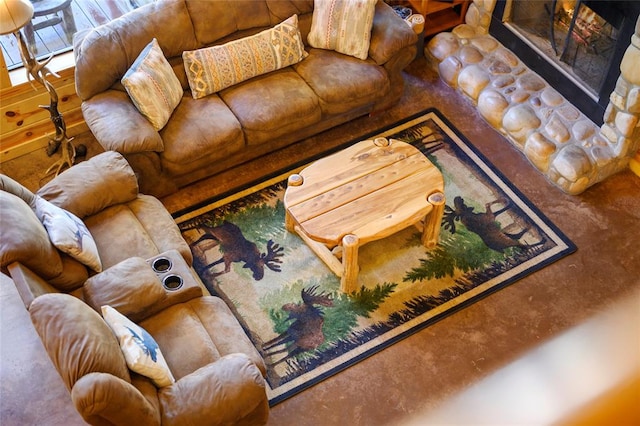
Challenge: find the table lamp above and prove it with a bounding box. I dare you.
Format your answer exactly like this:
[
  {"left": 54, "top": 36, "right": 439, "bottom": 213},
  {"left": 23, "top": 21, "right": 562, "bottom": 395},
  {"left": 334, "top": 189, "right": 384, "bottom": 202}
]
[{"left": 0, "top": 0, "right": 84, "bottom": 175}]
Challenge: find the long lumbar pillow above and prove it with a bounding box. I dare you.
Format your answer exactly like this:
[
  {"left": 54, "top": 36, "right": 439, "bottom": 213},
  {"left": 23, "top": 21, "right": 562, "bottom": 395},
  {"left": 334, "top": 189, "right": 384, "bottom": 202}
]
[{"left": 183, "top": 14, "right": 307, "bottom": 99}]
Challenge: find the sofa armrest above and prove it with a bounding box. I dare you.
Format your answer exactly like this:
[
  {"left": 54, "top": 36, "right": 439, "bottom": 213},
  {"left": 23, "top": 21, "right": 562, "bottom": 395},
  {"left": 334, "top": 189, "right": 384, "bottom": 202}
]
[
  {"left": 37, "top": 151, "right": 139, "bottom": 218},
  {"left": 158, "top": 354, "right": 269, "bottom": 425},
  {"left": 369, "top": 1, "right": 418, "bottom": 65},
  {"left": 7, "top": 262, "right": 60, "bottom": 309},
  {"left": 82, "top": 90, "right": 164, "bottom": 154}
]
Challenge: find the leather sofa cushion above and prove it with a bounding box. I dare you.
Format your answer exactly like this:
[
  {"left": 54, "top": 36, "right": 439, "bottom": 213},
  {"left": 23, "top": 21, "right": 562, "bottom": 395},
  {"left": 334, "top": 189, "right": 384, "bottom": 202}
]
[
  {"left": 37, "top": 151, "right": 139, "bottom": 218},
  {"left": 29, "top": 293, "right": 132, "bottom": 391},
  {"left": 141, "top": 297, "right": 267, "bottom": 381},
  {"left": 294, "top": 48, "right": 390, "bottom": 115},
  {"left": 186, "top": 0, "right": 271, "bottom": 46},
  {"left": 85, "top": 195, "right": 192, "bottom": 270},
  {"left": 74, "top": 0, "right": 200, "bottom": 100},
  {"left": 159, "top": 95, "right": 245, "bottom": 177},
  {"left": 221, "top": 68, "right": 321, "bottom": 146}
]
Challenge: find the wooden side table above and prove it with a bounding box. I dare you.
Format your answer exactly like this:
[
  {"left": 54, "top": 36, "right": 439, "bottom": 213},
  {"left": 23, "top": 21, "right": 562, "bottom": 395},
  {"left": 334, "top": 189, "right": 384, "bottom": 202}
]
[{"left": 284, "top": 138, "right": 445, "bottom": 294}]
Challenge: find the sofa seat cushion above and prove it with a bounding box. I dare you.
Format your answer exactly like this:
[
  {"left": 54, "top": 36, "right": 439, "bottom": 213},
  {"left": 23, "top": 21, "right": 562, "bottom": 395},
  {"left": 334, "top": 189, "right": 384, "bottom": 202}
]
[
  {"left": 141, "top": 296, "right": 266, "bottom": 381},
  {"left": 294, "top": 48, "right": 390, "bottom": 115},
  {"left": 159, "top": 95, "right": 244, "bottom": 177},
  {"left": 84, "top": 195, "right": 191, "bottom": 270},
  {"left": 220, "top": 68, "right": 321, "bottom": 146}
]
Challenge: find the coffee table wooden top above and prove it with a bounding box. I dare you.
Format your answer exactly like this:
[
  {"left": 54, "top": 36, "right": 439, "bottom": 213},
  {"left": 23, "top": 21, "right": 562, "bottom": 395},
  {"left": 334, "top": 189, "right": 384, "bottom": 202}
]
[{"left": 284, "top": 138, "right": 444, "bottom": 247}]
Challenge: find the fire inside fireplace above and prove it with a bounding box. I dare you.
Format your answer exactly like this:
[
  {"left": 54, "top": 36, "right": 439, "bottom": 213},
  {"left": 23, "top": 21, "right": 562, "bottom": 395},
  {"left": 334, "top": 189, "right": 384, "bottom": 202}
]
[
  {"left": 508, "top": 0, "right": 618, "bottom": 97},
  {"left": 490, "top": 0, "right": 640, "bottom": 125}
]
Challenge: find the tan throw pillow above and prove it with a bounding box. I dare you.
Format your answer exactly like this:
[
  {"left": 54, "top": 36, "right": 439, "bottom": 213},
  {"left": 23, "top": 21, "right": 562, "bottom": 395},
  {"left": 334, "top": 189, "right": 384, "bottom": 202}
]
[
  {"left": 183, "top": 14, "right": 307, "bottom": 99},
  {"left": 122, "top": 38, "right": 183, "bottom": 131},
  {"left": 308, "top": 0, "right": 377, "bottom": 60},
  {"left": 102, "top": 305, "right": 175, "bottom": 387}
]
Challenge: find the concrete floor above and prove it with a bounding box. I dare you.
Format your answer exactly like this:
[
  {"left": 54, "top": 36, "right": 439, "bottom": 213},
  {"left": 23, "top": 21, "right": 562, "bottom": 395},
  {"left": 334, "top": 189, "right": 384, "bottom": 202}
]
[{"left": 1, "top": 57, "right": 639, "bottom": 425}]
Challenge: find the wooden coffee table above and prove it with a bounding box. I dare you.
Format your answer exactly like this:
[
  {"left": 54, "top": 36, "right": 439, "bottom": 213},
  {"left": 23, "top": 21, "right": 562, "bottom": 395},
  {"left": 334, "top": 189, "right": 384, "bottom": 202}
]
[{"left": 284, "top": 138, "right": 445, "bottom": 294}]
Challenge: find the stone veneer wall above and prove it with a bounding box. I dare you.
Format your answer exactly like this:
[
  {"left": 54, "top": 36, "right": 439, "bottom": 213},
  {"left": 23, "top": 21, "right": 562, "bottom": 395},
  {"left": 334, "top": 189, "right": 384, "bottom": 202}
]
[{"left": 425, "top": 0, "right": 640, "bottom": 195}]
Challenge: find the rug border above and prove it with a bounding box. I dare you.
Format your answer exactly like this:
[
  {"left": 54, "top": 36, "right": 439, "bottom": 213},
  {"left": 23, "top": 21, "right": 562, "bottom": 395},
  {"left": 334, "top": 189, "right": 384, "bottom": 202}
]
[{"left": 174, "top": 108, "right": 577, "bottom": 406}]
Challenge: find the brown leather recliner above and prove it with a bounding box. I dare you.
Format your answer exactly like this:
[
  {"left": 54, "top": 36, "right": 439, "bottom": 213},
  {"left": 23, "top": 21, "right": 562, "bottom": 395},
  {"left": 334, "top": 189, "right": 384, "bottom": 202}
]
[
  {"left": 0, "top": 152, "right": 269, "bottom": 424},
  {"left": 0, "top": 150, "right": 192, "bottom": 295},
  {"left": 24, "top": 288, "right": 269, "bottom": 425}
]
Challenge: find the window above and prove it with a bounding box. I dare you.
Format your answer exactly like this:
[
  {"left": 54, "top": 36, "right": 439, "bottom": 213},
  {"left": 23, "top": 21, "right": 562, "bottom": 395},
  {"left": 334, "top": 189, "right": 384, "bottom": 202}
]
[{"left": 0, "top": 0, "right": 152, "bottom": 72}]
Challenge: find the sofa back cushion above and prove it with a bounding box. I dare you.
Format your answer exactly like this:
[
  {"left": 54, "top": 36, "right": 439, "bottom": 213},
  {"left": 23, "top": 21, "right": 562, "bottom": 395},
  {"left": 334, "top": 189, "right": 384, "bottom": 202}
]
[
  {"left": 29, "top": 294, "right": 132, "bottom": 391},
  {"left": 186, "top": 0, "right": 272, "bottom": 46},
  {"left": 37, "top": 151, "right": 139, "bottom": 219},
  {"left": 74, "top": 0, "right": 199, "bottom": 100}
]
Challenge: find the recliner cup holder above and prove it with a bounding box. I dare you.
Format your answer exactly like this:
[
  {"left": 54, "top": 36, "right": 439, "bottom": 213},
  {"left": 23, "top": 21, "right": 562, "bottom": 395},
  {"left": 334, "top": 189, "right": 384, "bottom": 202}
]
[
  {"left": 151, "top": 257, "right": 172, "bottom": 273},
  {"left": 162, "top": 274, "right": 183, "bottom": 291}
]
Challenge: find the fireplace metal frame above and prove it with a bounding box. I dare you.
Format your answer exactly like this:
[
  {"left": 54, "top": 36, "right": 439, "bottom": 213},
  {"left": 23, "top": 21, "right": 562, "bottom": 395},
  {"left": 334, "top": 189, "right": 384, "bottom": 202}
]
[{"left": 489, "top": 0, "right": 639, "bottom": 126}]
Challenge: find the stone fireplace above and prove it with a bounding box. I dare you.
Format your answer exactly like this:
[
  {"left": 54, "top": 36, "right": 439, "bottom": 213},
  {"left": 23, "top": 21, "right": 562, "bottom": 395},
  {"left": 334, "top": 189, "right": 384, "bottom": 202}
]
[{"left": 425, "top": 0, "right": 640, "bottom": 195}]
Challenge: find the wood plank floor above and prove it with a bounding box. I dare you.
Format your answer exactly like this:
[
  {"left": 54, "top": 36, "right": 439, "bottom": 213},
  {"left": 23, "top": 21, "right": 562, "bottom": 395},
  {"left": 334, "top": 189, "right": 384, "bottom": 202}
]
[{"left": 0, "top": 0, "right": 153, "bottom": 70}]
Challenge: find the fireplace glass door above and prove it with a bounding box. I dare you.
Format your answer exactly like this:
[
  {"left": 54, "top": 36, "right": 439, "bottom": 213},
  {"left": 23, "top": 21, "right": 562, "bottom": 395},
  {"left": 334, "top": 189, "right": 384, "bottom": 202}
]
[{"left": 506, "top": 0, "right": 620, "bottom": 97}]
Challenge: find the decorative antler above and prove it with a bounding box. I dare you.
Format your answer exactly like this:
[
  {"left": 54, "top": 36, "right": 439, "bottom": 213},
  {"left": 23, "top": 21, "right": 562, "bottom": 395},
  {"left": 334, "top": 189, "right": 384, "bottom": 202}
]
[{"left": 13, "top": 29, "right": 84, "bottom": 176}]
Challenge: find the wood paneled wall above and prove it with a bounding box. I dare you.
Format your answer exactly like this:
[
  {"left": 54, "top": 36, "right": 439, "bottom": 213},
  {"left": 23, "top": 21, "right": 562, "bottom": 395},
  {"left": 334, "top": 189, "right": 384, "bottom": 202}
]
[{"left": 0, "top": 67, "right": 87, "bottom": 162}]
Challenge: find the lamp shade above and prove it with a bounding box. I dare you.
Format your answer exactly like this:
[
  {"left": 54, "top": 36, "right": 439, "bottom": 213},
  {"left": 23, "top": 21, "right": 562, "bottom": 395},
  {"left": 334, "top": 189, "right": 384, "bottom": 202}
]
[{"left": 0, "top": 0, "right": 33, "bottom": 35}]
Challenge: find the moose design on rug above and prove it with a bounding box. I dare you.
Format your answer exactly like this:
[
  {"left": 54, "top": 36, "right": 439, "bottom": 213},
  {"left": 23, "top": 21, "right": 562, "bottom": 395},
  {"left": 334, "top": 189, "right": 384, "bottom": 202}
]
[
  {"left": 189, "top": 221, "right": 284, "bottom": 280},
  {"left": 261, "top": 285, "right": 334, "bottom": 367},
  {"left": 442, "top": 196, "right": 546, "bottom": 253}
]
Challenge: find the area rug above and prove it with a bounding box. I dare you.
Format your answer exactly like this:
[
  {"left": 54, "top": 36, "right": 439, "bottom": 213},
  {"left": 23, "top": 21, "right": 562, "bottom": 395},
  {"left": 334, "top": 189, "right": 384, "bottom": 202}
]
[{"left": 174, "top": 108, "right": 576, "bottom": 405}]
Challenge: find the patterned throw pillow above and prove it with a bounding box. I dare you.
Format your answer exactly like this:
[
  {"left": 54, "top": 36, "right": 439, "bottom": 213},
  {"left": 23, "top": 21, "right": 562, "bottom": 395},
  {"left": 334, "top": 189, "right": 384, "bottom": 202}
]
[
  {"left": 308, "top": 0, "right": 377, "bottom": 60},
  {"left": 122, "top": 38, "right": 183, "bottom": 131},
  {"left": 34, "top": 196, "right": 102, "bottom": 272},
  {"left": 102, "top": 305, "right": 175, "bottom": 387},
  {"left": 183, "top": 14, "right": 307, "bottom": 99}
]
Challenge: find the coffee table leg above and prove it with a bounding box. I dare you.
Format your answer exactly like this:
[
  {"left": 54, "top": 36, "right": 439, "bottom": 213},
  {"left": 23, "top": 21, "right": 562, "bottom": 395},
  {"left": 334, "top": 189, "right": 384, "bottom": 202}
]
[
  {"left": 285, "top": 174, "right": 304, "bottom": 232},
  {"left": 340, "top": 234, "right": 359, "bottom": 294},
  {"left": 422, "top": 192, "right": 446, "bottom": 248}
]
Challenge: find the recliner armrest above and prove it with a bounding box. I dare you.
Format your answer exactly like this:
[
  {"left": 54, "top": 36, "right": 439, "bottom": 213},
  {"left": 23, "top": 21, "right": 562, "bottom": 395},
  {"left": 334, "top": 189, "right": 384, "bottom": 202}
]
[
  {"left": 7, "top": 262, "right": 60, "bottom": 309},
  {"left": 81, "top": 90, "right": 164, "bottom": 155},
  {"left": 158, "top": 354, "right": 269, "bottom": 425}
]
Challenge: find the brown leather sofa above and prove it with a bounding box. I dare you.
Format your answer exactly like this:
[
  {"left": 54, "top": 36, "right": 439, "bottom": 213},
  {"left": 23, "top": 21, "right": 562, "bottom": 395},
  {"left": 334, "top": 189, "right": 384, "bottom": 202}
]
[
  {"left": 0, "top": 152, "right": 269, "bottom": 425},
  {"left": 74, "top": 0, "right": 418, "bottom": 197}
]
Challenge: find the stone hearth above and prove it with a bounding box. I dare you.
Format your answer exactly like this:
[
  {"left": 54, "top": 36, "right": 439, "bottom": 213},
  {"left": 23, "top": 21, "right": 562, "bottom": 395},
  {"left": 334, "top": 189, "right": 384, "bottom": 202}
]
[{"left": 425, "top": 0, "right": 640, "bottom": 195}]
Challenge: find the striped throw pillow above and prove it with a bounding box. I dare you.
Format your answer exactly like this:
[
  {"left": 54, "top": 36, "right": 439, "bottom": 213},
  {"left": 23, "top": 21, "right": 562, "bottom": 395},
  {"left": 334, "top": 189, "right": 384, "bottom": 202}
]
[
  {"left": 183, "top": 15, "right": 307, "bottom": 99},
  {"left": 308, "top": 0, "right": 377, "bottom": 60},
  {"left": 122, "top": 39, "right": 183, "bottom": 131}
]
